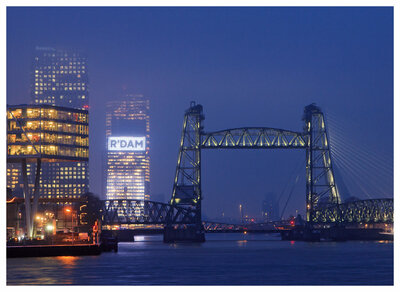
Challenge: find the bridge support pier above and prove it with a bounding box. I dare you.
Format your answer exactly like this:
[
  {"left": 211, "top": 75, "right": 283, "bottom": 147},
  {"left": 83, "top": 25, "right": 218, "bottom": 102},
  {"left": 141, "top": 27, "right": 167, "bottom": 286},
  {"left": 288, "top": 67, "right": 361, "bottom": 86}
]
[{"left": 163, "top": 226, "right": 205, "bottom": 243}]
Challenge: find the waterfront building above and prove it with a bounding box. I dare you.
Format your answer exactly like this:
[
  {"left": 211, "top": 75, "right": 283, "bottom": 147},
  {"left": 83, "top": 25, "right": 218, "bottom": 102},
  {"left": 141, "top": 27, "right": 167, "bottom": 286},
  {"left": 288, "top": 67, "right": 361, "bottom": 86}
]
[
  {"left": 104, "top": 95, "right": 150, "bottom": 202},
  {"left": 7, "top": 104, "right": 89, "bottom": 198},
  {"left": 7, "top": 47, "right": 90, "bottom": 199},
  {"left": 7, "top": 104, "right": 89, "bottom": 237}
]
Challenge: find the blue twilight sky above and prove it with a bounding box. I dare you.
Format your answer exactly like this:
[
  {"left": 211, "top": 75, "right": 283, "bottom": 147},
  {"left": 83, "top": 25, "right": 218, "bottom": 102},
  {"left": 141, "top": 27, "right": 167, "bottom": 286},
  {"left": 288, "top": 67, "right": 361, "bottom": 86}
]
[{"left": 7, "top": 7, "right": 393, "bottom": 221}]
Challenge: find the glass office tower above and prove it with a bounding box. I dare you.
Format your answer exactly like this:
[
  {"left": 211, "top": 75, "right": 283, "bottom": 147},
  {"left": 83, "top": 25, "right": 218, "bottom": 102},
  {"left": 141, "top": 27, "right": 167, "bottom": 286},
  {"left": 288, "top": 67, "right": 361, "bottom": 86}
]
[
  {"left": 105, "top": 95, "right": 150, "bottom": 201},
  {"left": 6, "top": 47, "right": 89, "bottom": 198},
  {"left": 7, "top": 104, "right": 89, "bottom": 198},
  {"left": 31, "top": 47, "right": 89, "bottom": 109}
]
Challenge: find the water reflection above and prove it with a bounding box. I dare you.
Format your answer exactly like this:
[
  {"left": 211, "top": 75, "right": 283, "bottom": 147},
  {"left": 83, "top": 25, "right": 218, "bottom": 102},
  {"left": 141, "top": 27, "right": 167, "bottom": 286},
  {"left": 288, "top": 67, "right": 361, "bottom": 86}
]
[
  {"left": 7, "top": 234, "right": 394, "bottom": 285},
  {"left": 134, "top": 236, "right": 146, "bottom": 241},
  {"left": 57, "top": 256, "right": 78, "bottom": 268}
]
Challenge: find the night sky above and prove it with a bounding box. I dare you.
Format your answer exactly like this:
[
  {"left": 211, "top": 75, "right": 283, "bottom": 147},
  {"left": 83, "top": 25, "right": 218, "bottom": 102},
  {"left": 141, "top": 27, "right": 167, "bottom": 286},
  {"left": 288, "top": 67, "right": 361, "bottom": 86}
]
[{"left": 7, "top": 7, "right": 393, "bottom": 221}]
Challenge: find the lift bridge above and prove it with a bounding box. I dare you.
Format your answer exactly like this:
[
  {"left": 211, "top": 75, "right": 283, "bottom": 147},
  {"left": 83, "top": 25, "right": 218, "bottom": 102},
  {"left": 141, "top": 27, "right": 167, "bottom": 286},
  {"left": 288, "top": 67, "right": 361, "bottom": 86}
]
[
  {"left": 100, "top": 102, "right": 393, "bottom": 241},
  {"left": 8, "top": 103, "right": 392, "bottom": 241}
]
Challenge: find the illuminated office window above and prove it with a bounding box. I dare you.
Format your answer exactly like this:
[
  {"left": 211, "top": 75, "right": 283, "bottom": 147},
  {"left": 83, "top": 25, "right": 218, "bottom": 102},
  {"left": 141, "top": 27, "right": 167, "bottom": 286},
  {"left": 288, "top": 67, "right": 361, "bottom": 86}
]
[
  {"left": 105, "top": 95, "right": 150, "bottom": 202},
  {"left": 7, "top": 103, "right": 89, "bottom": 198}
]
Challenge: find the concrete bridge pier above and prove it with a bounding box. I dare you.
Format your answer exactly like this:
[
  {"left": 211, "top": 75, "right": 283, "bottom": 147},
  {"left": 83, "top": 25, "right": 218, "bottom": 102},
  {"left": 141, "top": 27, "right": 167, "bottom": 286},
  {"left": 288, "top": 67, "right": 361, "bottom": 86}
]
[{"left": 163, "top": 225, "right": 205, "bottom": 243}]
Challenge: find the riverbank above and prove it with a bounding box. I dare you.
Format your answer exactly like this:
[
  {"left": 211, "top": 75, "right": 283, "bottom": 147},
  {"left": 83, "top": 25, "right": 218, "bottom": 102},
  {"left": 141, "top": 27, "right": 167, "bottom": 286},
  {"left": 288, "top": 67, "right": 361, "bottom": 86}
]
[{"left": 7, "top": 244, "right": 101, "bottom": 258}]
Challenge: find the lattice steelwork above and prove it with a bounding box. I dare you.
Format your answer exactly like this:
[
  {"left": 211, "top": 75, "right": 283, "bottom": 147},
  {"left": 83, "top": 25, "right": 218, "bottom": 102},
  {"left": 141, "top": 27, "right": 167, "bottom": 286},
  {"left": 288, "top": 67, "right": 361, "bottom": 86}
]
[
  {"left": 203, "top": 222, "right": 245, "bottom": 232},
  {"left": 202, "top": 128, "right": 306, "bottom": 149},
  {"left": 7, "top": 198, "right": 393, "bottom": 231},
  {"left": 303, "top": 104, "right": 340, "bottom": 223},
  {"left": 166, "top": 102, "right": 393, "bottom": 230},
  {"left": 170, "top": 102, "right": 204, "bottom": 229},
  {"left": 313, "top": 199, "right": 393, "bottom": 224},
  {"left": 101, "top": 200, "right": 197, "bottom": 225},
  {"left": 169, "top": 102, "right": 342, "bottom": 226}
]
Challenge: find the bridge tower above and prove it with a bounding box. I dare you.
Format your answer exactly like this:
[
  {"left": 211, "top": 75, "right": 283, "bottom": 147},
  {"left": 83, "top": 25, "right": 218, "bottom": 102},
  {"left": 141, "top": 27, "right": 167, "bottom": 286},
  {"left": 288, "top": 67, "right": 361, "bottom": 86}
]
[
  {"left": 166, "top": 101, "right": 205, "bottom": 242},
  {"left": 303, "top": 104, "right": 340, "bottom": 223}
]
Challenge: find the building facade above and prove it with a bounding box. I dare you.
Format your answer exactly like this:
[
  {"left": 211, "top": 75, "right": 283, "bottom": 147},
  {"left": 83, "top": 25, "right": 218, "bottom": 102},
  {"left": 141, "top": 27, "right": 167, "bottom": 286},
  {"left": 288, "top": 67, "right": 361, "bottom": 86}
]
[
  {"left": 7, "top": 104, "right": 89, "bottom": 198},
  {"left": 31, "top": 47, "right": 89, "bottom": 109},
  {"left": 6, "top": 47, "right": 90, "bottom": 199},
  {"left": 105, "top": 95, "right": 150, "bottom": 202}
]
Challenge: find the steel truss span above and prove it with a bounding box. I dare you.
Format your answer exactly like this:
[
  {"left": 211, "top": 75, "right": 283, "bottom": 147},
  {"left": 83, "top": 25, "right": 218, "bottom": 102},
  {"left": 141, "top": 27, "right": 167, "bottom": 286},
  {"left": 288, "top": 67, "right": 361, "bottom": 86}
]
[
  {"left": 99, "top": 198, "right": 393, "bottom": 226},
  {"left": 170, "top": 102, "right": 340, "bottom": 225},
  {"left": 7, "top": 198, "right": 392, "bottom": 227},
  {"left": 201, "top": 128, "right": 307, "bottom": 149},
  {"left": 101, "top": 200, "right": 197, "bottom": 225},
  {"left": 203, "top": 221, "right": 245, "bottom": 232},
  {"left": 313, "top": 199, "right": 393, "bottom": 224}
]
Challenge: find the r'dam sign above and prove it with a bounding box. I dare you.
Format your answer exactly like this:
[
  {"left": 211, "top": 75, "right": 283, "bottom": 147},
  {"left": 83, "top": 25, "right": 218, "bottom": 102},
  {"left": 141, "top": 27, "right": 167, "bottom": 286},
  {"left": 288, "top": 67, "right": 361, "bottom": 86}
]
[{"left": 108, "top": 137, "right": 146, "bottom": 151}]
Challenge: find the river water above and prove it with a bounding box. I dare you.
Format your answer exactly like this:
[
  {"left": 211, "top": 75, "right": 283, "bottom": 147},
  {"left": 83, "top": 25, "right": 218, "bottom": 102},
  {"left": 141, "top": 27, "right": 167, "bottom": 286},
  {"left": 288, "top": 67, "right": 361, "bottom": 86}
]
[{"left": 7, "top": 233, "right": 393, "bottom": 285}]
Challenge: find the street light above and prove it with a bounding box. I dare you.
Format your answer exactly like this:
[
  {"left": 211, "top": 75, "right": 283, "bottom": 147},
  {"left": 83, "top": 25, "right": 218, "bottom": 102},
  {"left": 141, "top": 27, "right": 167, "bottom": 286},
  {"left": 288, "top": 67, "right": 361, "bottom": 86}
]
[
  {"left": 64, "top": 207, "right": 74, "bottom": 245},
  {"left": 239, "top": 204, "right": 243, "bottom": 223}
]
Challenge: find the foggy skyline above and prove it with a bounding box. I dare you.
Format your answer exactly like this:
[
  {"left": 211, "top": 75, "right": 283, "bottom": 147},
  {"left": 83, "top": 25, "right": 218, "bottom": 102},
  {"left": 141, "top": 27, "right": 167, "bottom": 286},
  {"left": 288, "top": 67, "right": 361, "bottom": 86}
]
[{"left": 7, "top": 7, "right": 393, "bottom": 220}]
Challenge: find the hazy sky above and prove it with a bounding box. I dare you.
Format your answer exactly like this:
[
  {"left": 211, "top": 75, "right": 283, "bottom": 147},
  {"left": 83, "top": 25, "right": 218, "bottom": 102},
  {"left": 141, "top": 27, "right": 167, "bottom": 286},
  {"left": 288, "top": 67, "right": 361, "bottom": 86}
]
[{"left": 7, "top": 7, "right": 393, "bottom": 220}]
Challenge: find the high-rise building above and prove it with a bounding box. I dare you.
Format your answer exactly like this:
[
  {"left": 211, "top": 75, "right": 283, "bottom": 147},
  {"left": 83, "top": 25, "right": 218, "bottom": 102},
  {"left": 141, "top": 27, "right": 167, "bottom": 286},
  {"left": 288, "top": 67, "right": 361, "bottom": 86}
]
[
  {"left": 105, "top": 95, "right": 150, "bottom": 201},
  {"left": 262, "top": 192, "right": 280, "bottom": 222},
  {"left": 7, "top": 105, "right": 89, "bottom": 199},
  {"left": 31, "top": 47, "right": 89, "bottom": 110},
  {"left": 6, "top": 47, "right": 90, "bottom": 198}
]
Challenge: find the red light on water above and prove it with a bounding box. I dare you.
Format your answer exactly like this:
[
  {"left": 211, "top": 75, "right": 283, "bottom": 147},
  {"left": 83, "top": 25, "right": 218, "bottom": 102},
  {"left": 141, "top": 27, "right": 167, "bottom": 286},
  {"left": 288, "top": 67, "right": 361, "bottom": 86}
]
[{"left": 290, "top": 220, "right": 295, "bottom": 226}]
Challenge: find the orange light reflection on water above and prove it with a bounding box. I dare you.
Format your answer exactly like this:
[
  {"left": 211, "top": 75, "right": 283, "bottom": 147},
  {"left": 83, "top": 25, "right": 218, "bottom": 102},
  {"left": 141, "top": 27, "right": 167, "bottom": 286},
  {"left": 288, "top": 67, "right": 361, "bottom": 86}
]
[{"left": 57, "top": 256, "right": 77, "bottom": 268}]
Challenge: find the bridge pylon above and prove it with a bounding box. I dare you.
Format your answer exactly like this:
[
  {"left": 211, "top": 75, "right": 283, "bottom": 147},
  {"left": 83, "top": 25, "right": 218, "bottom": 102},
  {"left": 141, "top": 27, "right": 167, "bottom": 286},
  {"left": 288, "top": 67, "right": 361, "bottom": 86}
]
[
  {"left": 303, "top": 104, "right": 340, "bottom": 223},
  {"left": 166, "top": 102, "right": 342, "bottom": 241},
  {"left": 166, "top": 101, "right": 205, "bottom": 242}
]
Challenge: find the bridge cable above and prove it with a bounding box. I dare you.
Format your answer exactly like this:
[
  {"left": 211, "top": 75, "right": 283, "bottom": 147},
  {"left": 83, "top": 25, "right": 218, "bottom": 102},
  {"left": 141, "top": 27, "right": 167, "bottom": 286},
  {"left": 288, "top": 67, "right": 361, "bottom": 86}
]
[
  {"left": 331, "top": 144, "right": 389, "bottom": 198},
  {"left": 327, "top": 111, "right": 393, "bottom": 163},
  {"left": 329, "top": 150, "right": 374, "bottom": 199},
  {"left": 328, "top": 123, "right": 393, "bottom": 177},
  {"left": 327, "top": 126, "right": 392, "bottom": 196},
  {"left": 326, "top": 112, "right": 392, "bottom": 199},
  {"left": 276, "top": 156, "right": 305, "bottom": 219},
  {"left": 280, "top": 174, "right": 300, "bottom": 219},
  {"left": 327, "top": 112, "right": 393, "bottom": 174}
]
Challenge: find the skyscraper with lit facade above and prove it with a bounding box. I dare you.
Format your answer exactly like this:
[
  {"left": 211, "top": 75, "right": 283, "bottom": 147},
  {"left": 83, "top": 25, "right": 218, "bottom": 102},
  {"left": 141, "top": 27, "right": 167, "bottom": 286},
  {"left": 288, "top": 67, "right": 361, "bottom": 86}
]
[
  {"left": 31, "top": 47, "right": 89, "bottom": 109},
  {"left": 105, "top": 95, "right": 150, "bottom": 201},
  {"left": 7, "top": 105, "right": 89, "bottom": 198},
  {"left": 6, "top": 47, "right": 89, "bottom": 198}
]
